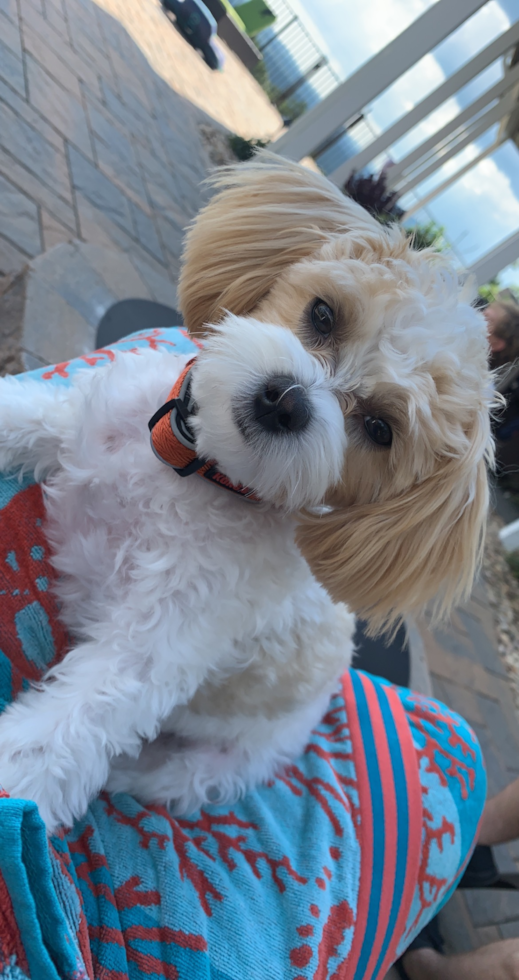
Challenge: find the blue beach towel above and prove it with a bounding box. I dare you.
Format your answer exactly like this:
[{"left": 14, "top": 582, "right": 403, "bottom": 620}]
[{"left": 0, "top": 329, "right": 486, "bottom": 979}]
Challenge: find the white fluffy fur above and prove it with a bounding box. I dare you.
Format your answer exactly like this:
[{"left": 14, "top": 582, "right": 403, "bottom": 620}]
[
  {"left": 0, "top": 156, "right": 494, "bottom": 832},
  {"left": 0, "top": 338, "right": 353, "bottom": 831}
]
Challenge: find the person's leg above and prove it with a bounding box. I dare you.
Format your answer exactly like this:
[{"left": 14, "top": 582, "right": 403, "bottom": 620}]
[
  {"left": 479, "top": 776, "right": 519, "bottom": 846},
  {"left": 393, "top": 686, "right": 487, "bottom": 951},
  {"left": 398, "top": 775, "right": 519, "bottom": 979},
  {"left": 403, "top": 940, "right": 519, "bottom": 980}
]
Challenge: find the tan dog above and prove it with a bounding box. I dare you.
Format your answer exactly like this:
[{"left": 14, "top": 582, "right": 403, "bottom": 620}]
[{"left": 181, "top": 153, "right": 495, "bottom": 629}]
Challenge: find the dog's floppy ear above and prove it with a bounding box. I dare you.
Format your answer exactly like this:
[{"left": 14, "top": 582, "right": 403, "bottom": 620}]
[
  {"left": 178, "top": 152, "right": 379, "bottom": 335},
  {"left": 297, "top": 455, "right": 490, "bottom": 634}
]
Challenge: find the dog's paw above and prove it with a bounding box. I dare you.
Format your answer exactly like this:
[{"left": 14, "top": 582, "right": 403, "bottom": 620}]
[
  {"left": 0, "top": 710, "right": 92, "bottom": 833},
  {"left": 0, "top": 743, "right": 62, "bottom": 833}
]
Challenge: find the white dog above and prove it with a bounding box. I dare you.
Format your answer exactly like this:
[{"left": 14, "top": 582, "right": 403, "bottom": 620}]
[{"left": 0, "top": 155, "right": 494, "bottom": 833}]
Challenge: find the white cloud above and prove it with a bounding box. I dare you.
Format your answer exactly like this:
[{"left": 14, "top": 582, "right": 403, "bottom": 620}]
[
  {"left": 273, "top": 0, "right": 345, "bottom": 77},
  {"left": 425, "top": 147, "right": 519, "bottom": 264},
  {"left": 461, "top": 157, "right": 519, "bottom": 226},
  {"left": 296, "top": 0, "right": 511, "bottom": 159},
  {"left": 296, "top": 0, "right": 508, "bottom": 82},
  {"left": 370, "top": 51, "right": 447, "bottom": 131},
  {"left": 443, "top": 1, "right": 510, "bottom": 57},
  {"left": 389, "top": 96, "right": 463, "bottom": 160},
  {"left": 296, "top": 0, "right": 436, "bottom": 79},
  {"left": 438, "top": 141, "right": 485, "bottom": 177},
  {"left": 420, "top": 127, "right": 499, "bottom": 186},
  {"left": 397, "top": 127, "right": 499, "bottom": 210},
  {"left": 498, "top": 262, "right": 519, "bottom": 291},
  {"left": 366, "top": 0, "right": 511, "bottom": 160}
]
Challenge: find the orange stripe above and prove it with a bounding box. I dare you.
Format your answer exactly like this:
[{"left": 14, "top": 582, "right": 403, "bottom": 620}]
[
  {"left": 378, "top": 686, "right": 423, "bottom": 975},
  {"left": 359, "top": 673, "right": 398, "bottom": 980},
  {"left": 340, "top": 670, "right": 373, "bottom": 977}
]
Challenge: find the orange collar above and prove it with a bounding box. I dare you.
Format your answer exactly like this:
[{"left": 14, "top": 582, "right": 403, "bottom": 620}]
[{"left": 148, "top": 360, "right": 259, "bottom": 501}]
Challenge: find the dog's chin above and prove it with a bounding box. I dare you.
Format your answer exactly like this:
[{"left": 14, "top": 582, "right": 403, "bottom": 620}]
[{"left": 192, "top": 418, "right": 337, "bottom": 510}]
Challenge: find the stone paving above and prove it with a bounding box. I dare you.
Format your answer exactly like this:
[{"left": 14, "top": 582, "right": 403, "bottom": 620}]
[
  {"left": 0, "top": 0, "right": 281, "bottom": 282},
  {"left": 420, "top": 576, "right": 519, "bottom": 953}
]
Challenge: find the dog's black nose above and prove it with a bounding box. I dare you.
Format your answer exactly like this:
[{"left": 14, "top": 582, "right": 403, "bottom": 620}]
[{"left": 253, "top": 376, "right": 311, "bottom": 434}]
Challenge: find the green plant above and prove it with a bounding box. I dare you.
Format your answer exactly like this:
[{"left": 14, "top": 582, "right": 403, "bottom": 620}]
[
  {"left": 405, "top": 220, "right": 446, "bottom": 252},
  {"left": 506, "top": 549, "right": 519, "bottom": 582},
  {"left": 343, "top": 170, "right": 448, "bottom": 253},
  {"left": 343, "top": 170, "right": 402, "bottom": 223},
  {"left": 478, "top": 277, "right": 501, "bottom": 305},
  {"left": 251, "top": 62, "right": 306, "bottom": 124},
  {"left": 228, "top": 134, "right": 270, "bottom": 160},
  {"left": 251, "top": 61, "right": 280, "bottom": 102},
  {"left": 277, "top": 95, "right": 306, "bottom": 122}
]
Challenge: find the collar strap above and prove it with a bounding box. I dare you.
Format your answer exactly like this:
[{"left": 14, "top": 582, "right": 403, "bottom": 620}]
[{"left": 148, "top": 360, "right": 259, "bottom": 501}]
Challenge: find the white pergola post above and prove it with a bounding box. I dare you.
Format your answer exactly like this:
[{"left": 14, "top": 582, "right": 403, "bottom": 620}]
[
  {"left": 385, "top": 61, "right": 519, "bottom": 189},
  {"left": 391, "top": 89, "right": 517, "bottom": 198},
  {"left": 401, "top": 139, "right": 502, "bottom": 220},
  {"left": 467, "top": 230, "right": 519, "bottom": 284},
  {"left": 272, "top": 0, "right": 489, "bottom": 161},
  {"left": 329, "top": 20, "right": 519, "bottom": 187}
]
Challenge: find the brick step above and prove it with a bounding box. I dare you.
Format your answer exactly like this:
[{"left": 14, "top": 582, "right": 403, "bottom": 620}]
[{"left": 0, "top": 240, "right": 179, "bottom": 372}]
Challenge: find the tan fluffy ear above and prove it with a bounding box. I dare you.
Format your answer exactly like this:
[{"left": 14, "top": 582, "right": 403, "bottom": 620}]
[
  {"left": 178, "top": 151, "right": 380, "bottom": 336},
  {"left": 296, "top": 457, "right": 489, "bottom": 634}
]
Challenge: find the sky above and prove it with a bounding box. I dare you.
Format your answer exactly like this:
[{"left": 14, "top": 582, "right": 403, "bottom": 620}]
[{"left": 288, "top": 0, "right": 519, "bottom": 289}]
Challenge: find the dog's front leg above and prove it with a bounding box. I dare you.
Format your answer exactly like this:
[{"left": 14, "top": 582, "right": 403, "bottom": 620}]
[
  {"left": 0, "top": 628, "right": 202, "bottom": 833},
  {"left": 0, "top": 377, "right": 81, "bottom": 477}
]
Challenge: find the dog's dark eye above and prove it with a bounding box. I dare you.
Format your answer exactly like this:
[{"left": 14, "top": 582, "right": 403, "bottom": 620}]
[
  {"left": 311, "top": 299, "right": 335, "bottom": 337},
  {"left": 364, "top": 416, "right": 392, "bottom": 447}
]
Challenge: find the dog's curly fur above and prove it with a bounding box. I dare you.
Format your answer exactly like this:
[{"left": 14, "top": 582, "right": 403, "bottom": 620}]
[{"left": 0, "top": 154, "right": 494, "bottom": 832}]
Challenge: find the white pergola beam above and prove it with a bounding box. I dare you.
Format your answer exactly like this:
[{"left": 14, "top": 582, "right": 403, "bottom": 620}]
[
  {"left": 401, "top": 139, "right": 502, "bottom": 219},
  {"left": 386, "top": 61, "right": 519, "bottom": 187},
  {"left": 467, "top": 229, "right": 519, "bottom": 284},
  {"left": 394, "top": 89, "right": 516, "bottom": 197},
  {"left": 272, "top": 0, "right": 488, "bottom": 162},
  {"left": 327, "top": 19, "right": 519, "bottom": 187}
]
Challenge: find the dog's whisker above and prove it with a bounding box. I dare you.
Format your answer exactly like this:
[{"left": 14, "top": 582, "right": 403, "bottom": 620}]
[{"left": 274, "top": 383, "right": 306, "bottom": 405}]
